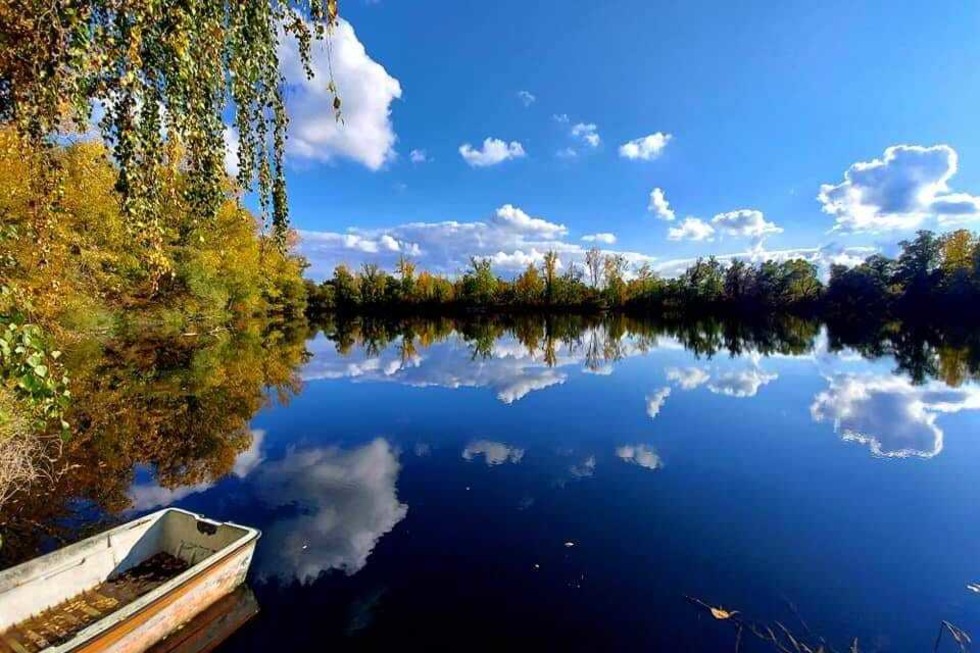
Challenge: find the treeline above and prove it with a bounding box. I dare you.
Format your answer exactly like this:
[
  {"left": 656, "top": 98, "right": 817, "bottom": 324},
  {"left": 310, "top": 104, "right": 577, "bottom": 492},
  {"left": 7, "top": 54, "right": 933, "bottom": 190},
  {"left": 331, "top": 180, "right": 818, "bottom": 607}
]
[{"left": 306, "top": 230, "right": 980, "bottom": 319}]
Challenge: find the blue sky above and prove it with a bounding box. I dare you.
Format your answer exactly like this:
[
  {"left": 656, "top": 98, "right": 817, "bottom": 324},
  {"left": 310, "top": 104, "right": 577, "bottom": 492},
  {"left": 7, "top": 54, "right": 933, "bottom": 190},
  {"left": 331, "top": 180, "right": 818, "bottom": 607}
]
[{"left": 249, "top": 0, "right": 980, "bottom": 279}]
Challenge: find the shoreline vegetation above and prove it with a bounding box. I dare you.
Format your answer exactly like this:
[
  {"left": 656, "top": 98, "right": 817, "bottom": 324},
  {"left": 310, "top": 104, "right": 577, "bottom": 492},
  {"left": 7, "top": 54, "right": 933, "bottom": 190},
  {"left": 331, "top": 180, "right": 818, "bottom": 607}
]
[
  {"left": 304, "top": 230, "right": 980, "bottom": 323},
  {"left": 0, "top": 132, "right": 309, "bottom": 499}
]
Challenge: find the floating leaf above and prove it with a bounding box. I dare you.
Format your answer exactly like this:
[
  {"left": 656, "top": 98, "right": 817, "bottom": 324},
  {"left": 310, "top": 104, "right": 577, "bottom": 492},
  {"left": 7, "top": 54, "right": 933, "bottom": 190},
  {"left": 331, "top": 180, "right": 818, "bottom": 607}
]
[{"left": 710, "top": 607, "right": 738, "bottom": 620}]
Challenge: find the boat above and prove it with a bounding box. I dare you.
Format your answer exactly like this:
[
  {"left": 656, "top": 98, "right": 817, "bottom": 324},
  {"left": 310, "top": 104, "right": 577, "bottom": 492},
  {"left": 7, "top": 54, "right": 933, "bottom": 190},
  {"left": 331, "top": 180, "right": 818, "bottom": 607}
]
[
  {"left": 147, "top": 586, "right": 259, "bottom": 653},
  {"left": 0, "top": 508, "right": 260, "bottom": 653}
]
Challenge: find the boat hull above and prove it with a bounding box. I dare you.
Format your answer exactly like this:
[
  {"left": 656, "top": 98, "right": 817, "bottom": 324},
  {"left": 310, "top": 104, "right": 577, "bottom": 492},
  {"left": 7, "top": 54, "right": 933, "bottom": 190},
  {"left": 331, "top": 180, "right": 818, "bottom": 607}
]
[{"left": 70, "top": 538, "right": 256, "bottom": 653}]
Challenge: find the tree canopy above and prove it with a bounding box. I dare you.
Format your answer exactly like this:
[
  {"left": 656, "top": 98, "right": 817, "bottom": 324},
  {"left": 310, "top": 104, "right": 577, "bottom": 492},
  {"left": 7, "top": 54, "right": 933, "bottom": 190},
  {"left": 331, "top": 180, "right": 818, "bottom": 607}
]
[{"left": 0, "top": 0, "right": 340, "bottom": 243}]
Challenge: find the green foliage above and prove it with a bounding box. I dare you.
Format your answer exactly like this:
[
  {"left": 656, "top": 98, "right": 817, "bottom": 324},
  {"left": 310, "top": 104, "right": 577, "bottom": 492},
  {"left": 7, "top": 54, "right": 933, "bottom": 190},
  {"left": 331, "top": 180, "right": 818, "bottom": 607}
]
[
  {"left": 0, "top": 319, "right": 70, "bottom": 437},
  {"left": 0, "top": 0, "right": 341, "bottom": 244}
]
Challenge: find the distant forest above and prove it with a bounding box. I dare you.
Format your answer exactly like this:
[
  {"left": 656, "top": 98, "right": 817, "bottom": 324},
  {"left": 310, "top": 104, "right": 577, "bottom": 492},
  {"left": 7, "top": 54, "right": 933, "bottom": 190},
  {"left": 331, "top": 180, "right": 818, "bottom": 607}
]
[{"left": 305, "top": 230, "right": 980, "bottom": 320}]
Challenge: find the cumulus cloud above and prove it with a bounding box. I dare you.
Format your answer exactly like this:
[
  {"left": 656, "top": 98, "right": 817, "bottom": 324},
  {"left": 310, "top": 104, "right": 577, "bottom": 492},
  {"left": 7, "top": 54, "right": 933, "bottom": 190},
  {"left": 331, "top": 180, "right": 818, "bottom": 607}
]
[
  {"left": 409, "top": 149, "right": 428, "bottom": 164},
  {"left": 618, "top": 132, "right": 672, "bottom": 161},
  {"left": 581, "top": 233, "right": 617, "bottom": 245},
  {"left": 571, "top": 123, "right": 601, "bottom": 148},
  {"left": 494, "top": 204, "right": 567, "bottom": 237},
  {"left": 489, "top": 248, "right": 549, "bottom": 269},
  {"left": 811, "top": 374, "right": 980, "bottom": 458},
  {"left": 462, "top": 440, "right": 525, "bottom": 465},
  {"left": 712, "top": 209, "right": 782, "bottom": 238},
  {"left": 278, "top": 19, "right": 401, "bottom": 170},
  {"left": 707, "top": 368, "right": 778, "bottom": 398},
  {"left": 665, "top": 363, "right": 777, "bottom": 398},
  {"left": 556, "top": 147, "right": 578, "bottom": 159},
  {"left": 615, "top": 445, "right": 663, "bottom": 470},
  {"left": 553, "top": 113, "right": 570, "bottom": 124},
  {"left": 459, "top": 138, "right": 526, "bottom": 167},
  {"left": 668, "top": 217, "right": 715, "bottom": 241},
  {"left": 645, "top": 387, "right": 672, "bottom": 419},
  {"left": 253, "top": 439, "right": 408, "bottom": 581},
  {"left": 653, "top": 242, "right": 876, "bottom": 279},
  {"left": 298, "top": 204, "right": 656, "bottom": 278},
  {"left": 818, "top": 144, "right": 980, "bottom": 232},
  {"left": 517, "top": 90, "right": 536, "bottom": 107},
  {"left": 666, "top": 367, "right": 710, "bottom": 390},
  {"left": 648, "top": 187, "right": 675, "bottom": 221}
]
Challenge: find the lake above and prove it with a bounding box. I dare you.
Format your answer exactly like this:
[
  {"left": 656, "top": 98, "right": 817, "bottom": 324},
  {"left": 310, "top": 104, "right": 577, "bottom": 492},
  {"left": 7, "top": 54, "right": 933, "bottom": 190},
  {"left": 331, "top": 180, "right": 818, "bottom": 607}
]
[{"left": 3, "top": 315, "right": 980, "bottom": 650}]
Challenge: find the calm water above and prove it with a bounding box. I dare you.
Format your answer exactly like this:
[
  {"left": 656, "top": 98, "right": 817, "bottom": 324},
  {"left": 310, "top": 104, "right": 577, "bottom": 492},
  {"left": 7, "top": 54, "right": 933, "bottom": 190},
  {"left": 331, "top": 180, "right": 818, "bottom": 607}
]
[{"left": 4, "top": 316, "right": 980, "bottom": 650}]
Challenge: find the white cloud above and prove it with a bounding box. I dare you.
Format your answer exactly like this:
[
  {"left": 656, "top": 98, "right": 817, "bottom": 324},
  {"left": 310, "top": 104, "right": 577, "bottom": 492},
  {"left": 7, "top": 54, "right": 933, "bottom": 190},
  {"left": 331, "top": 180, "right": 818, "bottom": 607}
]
[
  {"left": 409, "top": 149, "right": 428, "bottom": 163},
  {"left": 571, "top": 123, "right": 600, "bottom": 148},
  {"left": 707, "top": 368, "right": 778, "bottom": 398},
  {"left": 489, "top": 248, "right": 548, "bottom": 269},
  {"left": 253, "top": 439, "right": 408, "bottom": 581},
  {"left": 552, "top": 113, "right": 570, "bottom": 124},
  {"left": 811, "top": 374, "right": 980, "bottom": 458},
  {"left": 493, "top": 204, "right": 567, "bottom": 237},
  {"left": 462, "top": 440, "right": 525, "bottom": 465},
  {"left": 648, "top": 187, "right": 675, "bottom": 221},
  {"left": 517, "top": 90, "right": 536, "bottom": 106},
  {"left": 615, "top": 444, "right": 663, "bottom": 470},
  {"left": 618, "top": 132, "right": 672, "bottom": 161},
  {"left": 818, "top": 144, "right": 980, "bottom": 232},
  {"left": 556, "top": 147, "right": 578, "bottom": 159},
  {"left": 668, "top": 217, "right": 715, "bottom": 241},
  {"left": 712, "top": 209, "right": 782, "bottom": 238},
  {"left": 666, "top": 367, "right": 710, "bottom": 390},
  {"left": 459, "top": 138, "right": 526, "bottom": 167},
  {"left": 581, "top": 233, "right": 617, "bottom": 245},
  {"left": 279, "top": 19, "right": 401, "bottom": 170},
  {"left": 653, "top": 242, "right": 876, "bottom": 279},
  {"left": 645, "top": 387, "right": 671, "bottom": 419},
  {"left": 298, "top": 204, "right": 656, "bottom": 278}
]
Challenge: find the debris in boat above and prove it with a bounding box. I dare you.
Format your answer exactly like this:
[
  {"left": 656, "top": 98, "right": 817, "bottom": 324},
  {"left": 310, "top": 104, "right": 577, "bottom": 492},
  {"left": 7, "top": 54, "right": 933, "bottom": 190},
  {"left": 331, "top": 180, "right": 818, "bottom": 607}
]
[{"left": 0, "top": 553, "right": 190, "bottom": 653}]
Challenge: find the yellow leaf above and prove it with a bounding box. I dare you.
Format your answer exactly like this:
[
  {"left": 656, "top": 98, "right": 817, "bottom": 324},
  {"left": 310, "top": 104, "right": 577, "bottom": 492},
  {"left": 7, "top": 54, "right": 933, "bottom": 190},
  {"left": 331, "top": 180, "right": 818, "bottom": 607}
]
[{"left": 710, "top": 607, "right": 738, "bottom": 620}]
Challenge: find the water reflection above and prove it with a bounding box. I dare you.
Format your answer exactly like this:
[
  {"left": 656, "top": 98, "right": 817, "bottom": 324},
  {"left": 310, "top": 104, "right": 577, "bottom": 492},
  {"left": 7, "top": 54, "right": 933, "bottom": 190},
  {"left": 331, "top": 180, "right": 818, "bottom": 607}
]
[
  {"left": 615, "top": 444, "right": 663, "bottom": 470},
  {"left": 251, "top": 439, "right": 408, "bottom": 581},
  {"left": 307, "top": 314, "right": 980, "bottom": 463},
  {"left": 462, "top": 440, "right": 525, "bottom": 466},
  {"left": 5, "top": 313, "right": 980, "bottom": 649},
  {"left": 811, "top": 374, "right": 980, "bottom": 458}
]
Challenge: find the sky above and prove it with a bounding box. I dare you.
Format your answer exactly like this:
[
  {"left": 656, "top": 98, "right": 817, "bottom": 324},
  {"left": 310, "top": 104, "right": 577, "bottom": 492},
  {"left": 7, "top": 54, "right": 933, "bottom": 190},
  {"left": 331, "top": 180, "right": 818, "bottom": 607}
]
[{"left": 242, "top": 0, "right": 980, "bottom": 280}]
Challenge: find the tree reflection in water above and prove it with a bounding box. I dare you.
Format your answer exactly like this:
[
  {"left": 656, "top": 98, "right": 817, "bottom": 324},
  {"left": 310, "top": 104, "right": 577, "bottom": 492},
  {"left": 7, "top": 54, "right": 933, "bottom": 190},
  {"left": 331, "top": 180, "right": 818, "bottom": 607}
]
[
  {"left": 0, "top": 320, "right": 311, "bottom": 566},
  {"left": 6, "top": 311, "right": 980, "bottom": 567}
]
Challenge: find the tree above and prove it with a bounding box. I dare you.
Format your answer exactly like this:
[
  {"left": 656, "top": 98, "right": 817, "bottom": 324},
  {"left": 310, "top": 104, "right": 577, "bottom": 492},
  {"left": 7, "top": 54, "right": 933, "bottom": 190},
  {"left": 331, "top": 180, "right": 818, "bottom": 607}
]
[
  {"left": 515, "top": 263, "right": 544, "bottom": 305},
  {"left": 724, "top": 260, "right": 752, "bottom": 303},
  {"left": 463, "top": 257, "right": 498, "bottom": 304},
  {"left": 896, "top": 230, "right": 941, "bottom": 300},
  {"left": 585, "top": 247, "right": 603, "bottom": 289},
  {"left": 396, "top": 255, "right": 417, "bottom": 301},
  {"left": 602, "top": 253, "right": 628, "bottom": 305},
  {"left": 1, "top": 0, "right": 340, "bottom": 244},
  {"left": 332, "top": 264, "right": 360, "bottom": 307},
  {"left": 542, "top": 250, "right": 559, "bottom": 302}
]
